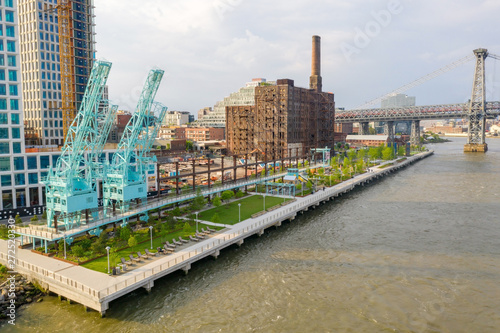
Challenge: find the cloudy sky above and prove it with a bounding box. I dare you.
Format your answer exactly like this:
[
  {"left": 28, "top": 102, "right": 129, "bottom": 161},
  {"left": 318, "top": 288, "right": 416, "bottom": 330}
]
[{"left": 94, "top": 0, "right": 500, "bottom": 115}]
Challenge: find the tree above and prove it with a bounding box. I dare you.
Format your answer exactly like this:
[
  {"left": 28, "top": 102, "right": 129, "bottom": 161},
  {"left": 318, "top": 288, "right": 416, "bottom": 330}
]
[
  {"left": 190, "top": 188, "right": 206, "bottom": 211},
  {"left": 382, "top": 147, "right": 394, "bottom": 160},
  {"left": 172, "top": 206, "right": 181, "bottom": 216},
  {"left": 235, "top": 190, "right": 244, "bottom": 198},
  {"left": 211, "top": 213, "right": 221, "bottom": 224},
  {"left": 357, "top": 148, "right": 366, "bottom": 161},
  {"left": 398, "top": 146, "right": 405, "bottom": 156},
  {"left": 120, "top": 225, "right": 131, "bottom": 242},
  {"left": 58, "top": 240, "right": 65, "bottom": 254},
  {"left": 183, "top": 221, "right": 192, "bottom": 234},
  {"left": 296, "top": 183, "right": 302, "bottom": 191},
  {"left": 221, "top": 190, "right": 234, "bottom": 203},
  {"left": 347, "top": 149, "right": 356, "bottom": 161},
  {"left": 369, "top": 126, "right": 376, "bottom": 135},
  {"left": 212, "top": 196, "right": 222, "bottom": 209},
  {"left": 128, "top": 236, "right": 138, "bottom": 248},
  {"left": 186, "top": 140, "right": 194, "bottom": 151},
  {"left": 368, "top": 147, "right": 380, "bottom": 161}
]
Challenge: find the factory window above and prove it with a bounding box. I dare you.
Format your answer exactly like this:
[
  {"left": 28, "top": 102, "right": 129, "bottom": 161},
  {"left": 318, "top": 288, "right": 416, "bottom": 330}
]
[
  {"left": 9, "top": 85, "right": 17, "bottom": 96},
  {"left": 11, "top": 127, "right": 20, "bottom": 139},
  {"left": 1, "top": 175, "right": 11, "bottom": 186},
  {"left": 0, "top": 142, "right": 10, "bottom": 154},
  {"left": 6, "top": 25, "right": 14, "bottom": 37},
  {"left": 0, "top": 157, "right": 10, "bottom": 171},
  {"left": 6, "top": 41, "right": 15, "bottom": 52},
  {"left": 14, "top": 174, "right": 25, "bottom": 186},
  {"left": 13, "top": 160, "right": 24, "bottom": 175},
  {"left": 40, "top": 155, "right": 50, "bottom": 169},
  {"left": 5, "top": 11, "right": 14, "bottom": 23},
  {"left": 2, "top": 190, "right": 13, "bottom": 209},
  {"left": 28, "top": 173, "right": 38, "bottom": 185},
  {"left": 10, "top": 99, "right": 18, "bottom": 110},
  {"left": 8, "top": 70, "right": 16, "bottom": 81},
  {"left": 27, "top": 156, "right": 37, "bottom": 170},
  {"left": 7, "top": 55, "right": 15, "bottom": 66},
  {"left": 12, "top": 142, "right": 21, "bottom": 154}
]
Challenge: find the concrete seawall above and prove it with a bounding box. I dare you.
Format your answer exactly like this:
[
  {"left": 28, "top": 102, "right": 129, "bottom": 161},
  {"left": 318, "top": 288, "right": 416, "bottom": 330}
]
[{"left": 0, "top": 151, "right": 433, "bottom": 316}]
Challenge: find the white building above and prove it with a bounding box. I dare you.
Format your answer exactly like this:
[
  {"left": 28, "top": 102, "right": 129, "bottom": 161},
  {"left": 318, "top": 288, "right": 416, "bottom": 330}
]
[
  {"left": 162, "top": 110, "right": 190, "bottom": 126},
  {"left": 18, "top": 0, "right": 95, "bottom": 146},
  {"left": 196, "top": 78, "right": 271, "bottom": 128}
]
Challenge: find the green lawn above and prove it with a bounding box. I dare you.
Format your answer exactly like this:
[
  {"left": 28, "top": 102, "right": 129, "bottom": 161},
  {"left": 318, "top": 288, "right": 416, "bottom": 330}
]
[
  {"left": 81, "top": 224, "right": 215, "bottom": 273},
  {"left": 198, "top": 195, "right": 290, "bottom": 225}
]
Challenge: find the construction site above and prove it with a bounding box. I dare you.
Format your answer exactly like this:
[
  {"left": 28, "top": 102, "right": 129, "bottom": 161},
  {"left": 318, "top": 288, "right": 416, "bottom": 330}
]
[{"left": 226, "top": 36, "right": 336, "bottom": 160}]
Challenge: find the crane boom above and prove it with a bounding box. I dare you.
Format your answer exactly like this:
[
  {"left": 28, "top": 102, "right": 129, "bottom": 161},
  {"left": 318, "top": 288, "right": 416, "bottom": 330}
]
[
  {"left": 43, "top": 60, "right": 113, "bottom": 229},
  {"left": 103, "top": 69, "right": 165, "bottom": 213}
]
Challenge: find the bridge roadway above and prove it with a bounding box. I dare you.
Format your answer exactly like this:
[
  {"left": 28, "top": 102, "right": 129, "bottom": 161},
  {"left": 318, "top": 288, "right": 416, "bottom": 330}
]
[
  {"left": 16, "top": 162, "right": 327, "bottom": 243},
  {"left": 335, "top": 101, "right": 500, "bottom": 123},
  {"left": 0, "top": 151, "right": 433, "bottom": 316}
]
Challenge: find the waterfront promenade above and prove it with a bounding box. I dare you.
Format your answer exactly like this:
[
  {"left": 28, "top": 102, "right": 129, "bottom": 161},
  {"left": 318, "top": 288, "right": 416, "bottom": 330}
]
[{"left": 0, "top": 151, "right": 433, "bottom": 316}]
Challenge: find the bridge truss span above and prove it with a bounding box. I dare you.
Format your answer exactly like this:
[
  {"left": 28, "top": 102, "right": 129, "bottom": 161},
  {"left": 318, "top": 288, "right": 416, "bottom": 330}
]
[{"left": 335, "top": 101, "right": 500, "bottom": 123}]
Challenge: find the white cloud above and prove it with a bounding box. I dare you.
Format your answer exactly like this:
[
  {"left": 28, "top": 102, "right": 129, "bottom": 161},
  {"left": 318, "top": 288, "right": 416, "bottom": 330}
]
[{"left": 93, "top": 0, "right": 500, "bottom": 113}]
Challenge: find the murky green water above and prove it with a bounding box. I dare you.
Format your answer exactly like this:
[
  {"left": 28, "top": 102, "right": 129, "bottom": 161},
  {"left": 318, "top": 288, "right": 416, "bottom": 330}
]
[{"left": 3, "top": 137, "right": 500, "bottom": 332}]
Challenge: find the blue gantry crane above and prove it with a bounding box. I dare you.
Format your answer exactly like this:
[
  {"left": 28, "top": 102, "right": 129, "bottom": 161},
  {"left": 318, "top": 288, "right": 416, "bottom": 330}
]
[
  {"left": 43, "top": 60, "right": 115, "bottom": 229},
  {"left": 103, "top": 69, "right": 165, "bottom": 214}
]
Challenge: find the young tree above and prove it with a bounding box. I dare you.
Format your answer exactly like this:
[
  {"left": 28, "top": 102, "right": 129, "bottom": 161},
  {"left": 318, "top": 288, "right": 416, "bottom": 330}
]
[
  {"left": 211, "top": 213, "right": 221, "bottom": 224},
  {"left": 347, "top": 149, "right": 356, "bottom": 161},
  {"left": 221, "top": 190, "right": 234, "bottom": 203},
  {"left": 398, "top": 146, "right": 406, "bottom": 156},
  {"left": 128, "top": 236, "right": 138, "bottom": 248},
  {"left": 382, "top": 147, "right": 394, "bottom": 160},
  {"left": 190, "top": 188, "right": 206, "bottom": 211},
  {"left": 182, "top": 222, "right": 192, "bottom": 234},
  {"left": 120, "top": 225, "right": 131, "bottom": 242},
  {"left": 212, "top": 196, "right": 222, "bottom": 209}
]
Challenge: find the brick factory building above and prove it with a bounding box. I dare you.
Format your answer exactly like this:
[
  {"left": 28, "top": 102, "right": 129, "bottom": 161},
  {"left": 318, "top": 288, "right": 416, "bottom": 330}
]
[{"left": 226, "top": 36, "right": 335, "bottom": 160}]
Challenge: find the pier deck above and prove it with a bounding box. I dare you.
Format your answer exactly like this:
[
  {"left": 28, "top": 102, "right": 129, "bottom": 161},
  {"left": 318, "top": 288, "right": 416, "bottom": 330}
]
[{"left": 0, "top": 151, "right": 433, "bottom": 315}]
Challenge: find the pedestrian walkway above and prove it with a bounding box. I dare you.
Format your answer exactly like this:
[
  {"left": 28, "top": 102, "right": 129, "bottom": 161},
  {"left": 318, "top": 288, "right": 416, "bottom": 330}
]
[{"left": 0, "top": 151, "right": 433, "bottom": 316}]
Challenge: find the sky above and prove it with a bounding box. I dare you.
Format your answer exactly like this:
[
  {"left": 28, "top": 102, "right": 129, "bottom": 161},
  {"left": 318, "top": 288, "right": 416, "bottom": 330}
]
[{"left": 94, "top": 0, "right": 500, "bottom": 115}]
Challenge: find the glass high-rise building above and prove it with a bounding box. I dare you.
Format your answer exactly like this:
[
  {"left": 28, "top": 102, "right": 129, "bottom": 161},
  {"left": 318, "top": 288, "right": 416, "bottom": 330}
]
[{"left": 18, "top": 0, "right": 95, "bottom": 146}]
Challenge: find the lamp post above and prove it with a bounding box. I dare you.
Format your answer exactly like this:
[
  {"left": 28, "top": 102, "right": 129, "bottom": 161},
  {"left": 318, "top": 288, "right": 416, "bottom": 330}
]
[
  {"left": 263, "top": 194, "right": 266, "bottom": 212},
  {"left": 195, "top": 211, "right": 199, "bottom": 233},
  {"left": 238, "top": 203, "right": 241, "bottom": 222},
  {"left": 149, "top": 225, "right": 153, "bottom": 249},
  {"left": 105, "top": 246, "right": 111, "bottom": 274},
  {"left": 63, "top": 235, "right": 67, "bottom": 259}
]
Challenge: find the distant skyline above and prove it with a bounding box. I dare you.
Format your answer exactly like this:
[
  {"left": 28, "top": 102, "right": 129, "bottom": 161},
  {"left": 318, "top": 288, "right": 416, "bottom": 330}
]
[{"left": 95, "top": 0, "right": 500, "bottom": 114}]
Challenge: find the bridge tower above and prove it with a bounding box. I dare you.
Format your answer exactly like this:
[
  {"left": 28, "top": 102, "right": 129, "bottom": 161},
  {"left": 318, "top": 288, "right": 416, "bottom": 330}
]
[
  {"left": 464, "top": 48, "right": 488, "bottom": 152},
  {"left": 410, "top": 120, "right": 421, "bottom": 146}
]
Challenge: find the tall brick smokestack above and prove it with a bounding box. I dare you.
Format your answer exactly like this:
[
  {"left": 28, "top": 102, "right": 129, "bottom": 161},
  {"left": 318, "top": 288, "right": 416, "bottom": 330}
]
[{"left": 310, "top": 35, "right": 322, "bottom": 92}]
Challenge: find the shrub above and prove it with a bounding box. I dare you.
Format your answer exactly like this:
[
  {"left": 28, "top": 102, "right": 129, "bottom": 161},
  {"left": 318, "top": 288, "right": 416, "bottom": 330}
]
[
  {"left": 71, "top": 245, "right": 85, "bottom": 258},
  {"left": 235, "top": 190, "right": 244, "bottom": 198},
  {"left": 31, "top": 215, "right": 39, "bottom": 222},
  {"left": 183, "top": 222, "right": 192, "bottom": 234},
  {"left": 128, "top": 236, "right": 138, "bottom": 248}
]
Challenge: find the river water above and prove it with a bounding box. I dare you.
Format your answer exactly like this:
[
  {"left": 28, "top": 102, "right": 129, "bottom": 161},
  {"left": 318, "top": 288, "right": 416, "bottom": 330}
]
[{"left": 3, "top": 137, "right": 500, "bottom": 332}]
